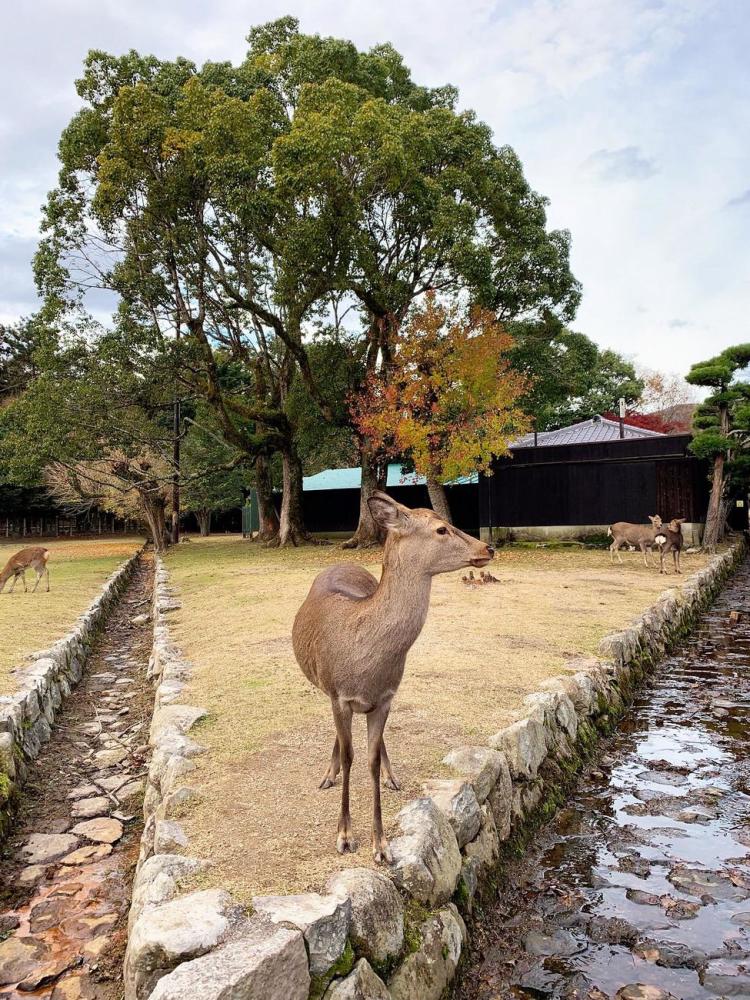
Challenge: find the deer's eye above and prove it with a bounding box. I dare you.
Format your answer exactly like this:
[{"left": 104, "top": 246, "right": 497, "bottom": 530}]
[{"left": 436, "top": 526, "right": 448, "bottom": 536}]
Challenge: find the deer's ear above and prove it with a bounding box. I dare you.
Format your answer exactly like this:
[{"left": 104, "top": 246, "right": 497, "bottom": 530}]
[{"left": 368, "top": 492, "right": 411, "bottom": 532}]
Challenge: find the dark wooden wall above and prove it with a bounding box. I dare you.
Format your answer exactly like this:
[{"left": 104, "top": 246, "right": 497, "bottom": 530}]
[
  {"left": 479, "top": 435, "right": 709, "bottom": 528},
  {"left": 199, "top": 435, "right": 710, "bottom": 537},
  {"left": 302, "top": 483, "right": 480, "bottom": 535}
]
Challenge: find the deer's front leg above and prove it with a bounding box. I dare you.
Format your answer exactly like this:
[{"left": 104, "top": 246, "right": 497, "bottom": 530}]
[
  {"left": 367, "top": 700, "right": 393, "bottom": 864},
  {"left": 331, "top": 698, "right": 357, "bottom": 854}
]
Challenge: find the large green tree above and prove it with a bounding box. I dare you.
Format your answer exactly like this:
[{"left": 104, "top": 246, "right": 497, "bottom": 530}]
[
  {"left": 275, "top": 51, "right": 580, "bottom": 543},
  {"left": 686, "top": 344, "right": 750, "bottom": 550},
  {"left": 36, "top": 18, "right": 579, "bottom": 547}
]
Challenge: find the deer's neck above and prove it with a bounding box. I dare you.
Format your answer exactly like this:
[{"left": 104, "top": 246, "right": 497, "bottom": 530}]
[{"left": 370, "top": 547, "right": 433, "bottom": 651}]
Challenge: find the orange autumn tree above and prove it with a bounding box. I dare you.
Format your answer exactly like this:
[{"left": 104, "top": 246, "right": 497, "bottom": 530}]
[{"left": 351, "top": 295, "right": 530, "bottom": 522}]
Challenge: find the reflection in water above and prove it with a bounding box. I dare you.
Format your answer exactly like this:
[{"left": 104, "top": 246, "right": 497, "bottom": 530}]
[{"left": 460, "top": 559, "right": 750, "bottom": 1000}]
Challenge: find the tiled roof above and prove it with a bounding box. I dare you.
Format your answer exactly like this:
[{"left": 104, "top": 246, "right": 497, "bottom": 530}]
[{"left": 511, "top": 416, "right": 664, "bottom": 449}]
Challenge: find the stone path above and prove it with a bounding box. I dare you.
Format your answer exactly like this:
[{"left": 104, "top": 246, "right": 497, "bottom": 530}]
[
  {"left": 0, "top": 554, "right": 153, "bottom": 999},
  {"left": 459, "top": 558, "right": 750, "bottom": 999}
]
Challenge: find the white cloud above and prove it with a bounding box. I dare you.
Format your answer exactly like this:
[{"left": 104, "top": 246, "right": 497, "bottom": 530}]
[
  {"left": 584, "top": 146, "right": 658, "bottom": 182},
  {"left": 727, "top": 189, "right": 750, "bottom": 208}
]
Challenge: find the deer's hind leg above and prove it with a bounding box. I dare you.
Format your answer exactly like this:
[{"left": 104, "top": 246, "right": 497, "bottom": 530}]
[
  {"left": 610, "top": 541, "right": 623, "bottom": 564},
  {"left": 319, "top": 737, "right": 340, "bottom": 789},
  {"left": 331, "top": 698, "right": 357, "bottom": 855},
  {"left": 380, "top": 738, "right": 400, "bottom": 791},
  {"left": 31, "top": 568, "right": 43, "bottom": 593}
]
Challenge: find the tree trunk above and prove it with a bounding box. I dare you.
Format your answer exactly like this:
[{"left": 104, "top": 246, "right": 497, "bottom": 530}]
[
  {"left": 426, "top": 477, "right": 452, "bottom": 523},
  {"left": 197, "top": 509, "right": 211, "bottom": 536},
  {"left": 342, "top": 448, "right": 388, "bottom": 548},
  {"left": 171, "top": 397, "right": 181, "bottom": 545},
  {"left": 702, "top": 453, "right": 725, "bottom": 552},
  {"left": 255, "top": 454, "right": 280, "bottom": 542},
  {"left": 142, "top": 496, "right": 168, "bottom": 553},
  {"left": 276, "top": 445, "right": 309, "bottom": 547}
]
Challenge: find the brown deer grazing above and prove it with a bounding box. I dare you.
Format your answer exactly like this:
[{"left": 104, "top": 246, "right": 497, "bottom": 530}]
[
  {"left": 656, "top": 518, "right": 685, "bottom": 574},
  {"left": 608, "top": 516, "right": 663, "bottom": 566},
  {"left": 0, "top": 547, "right": 51, "bottom": 594},
  {"left": 292, "top": 492, "right": 494, "bottom": 862}
]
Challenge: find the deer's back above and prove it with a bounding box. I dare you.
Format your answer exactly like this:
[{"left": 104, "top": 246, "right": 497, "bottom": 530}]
[
  {"left": 3, "top": 546, "right": 49, "bottom": 572},
  {"left": 611, "top": 522, "right": 655, "bottom": 540},
  {"left": 306, "top": 564, "right": 379, "bottom": 603}
]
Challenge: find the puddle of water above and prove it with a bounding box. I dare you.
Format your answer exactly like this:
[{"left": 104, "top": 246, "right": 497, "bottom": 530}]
[{"left": 460, "top": 558, "right": 750, "bottom": 1000}]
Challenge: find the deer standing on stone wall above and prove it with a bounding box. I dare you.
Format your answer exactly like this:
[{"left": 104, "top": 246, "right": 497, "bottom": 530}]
[
  {"left": 292, "top": 492, "right": 494, "bottom": 862},
  {"left": 0, "top": 547, "right": 51, "bottom": 593}
]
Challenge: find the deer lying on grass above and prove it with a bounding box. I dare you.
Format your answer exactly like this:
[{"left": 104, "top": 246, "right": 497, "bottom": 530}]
[
  {"left": 292, "top": 492, "right": 494, "bottom": 862},
  {"left": 0, "top": 547, "right": 51, "bottom": 594},
  {"left": 608, "top": 516, "right": 663, "bottom": 567},
  {"left": 655, "top": 518, "right": 685, "bottom": 574}
]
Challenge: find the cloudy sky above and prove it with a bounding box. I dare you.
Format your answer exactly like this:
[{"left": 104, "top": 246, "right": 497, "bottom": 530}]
[{"left": 1, "top": 0, "right": 747, "bottom": 374}]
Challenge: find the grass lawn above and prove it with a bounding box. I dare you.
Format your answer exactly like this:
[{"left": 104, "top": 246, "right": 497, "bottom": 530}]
[
  {"left": 164, "top": 534, "right": 711, "bottom": 902},
  {"left": 0, "top": 536, "right": 143, "bottom": 692}
]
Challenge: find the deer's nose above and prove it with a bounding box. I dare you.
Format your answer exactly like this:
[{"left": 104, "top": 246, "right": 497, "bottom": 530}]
[{"left": 486, "top": 545, "right": 495, "bottom": 557}]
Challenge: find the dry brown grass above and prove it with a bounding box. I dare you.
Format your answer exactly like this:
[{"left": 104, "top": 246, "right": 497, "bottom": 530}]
[
  {"left": 0, "top": 537, "right": 143, "bottom": 692},
  {"left": 165, "top": 535, "right": 710, "bottom": 902}
]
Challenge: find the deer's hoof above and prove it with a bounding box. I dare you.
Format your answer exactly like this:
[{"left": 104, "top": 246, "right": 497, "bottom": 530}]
[
  {"left": 336, "top": 832, "right": 358, "bottom": 855},
  {"left": 372, "top": 838, "right": 393, "bottom": 865},
  {"left": 384, "top": 776, "right": 401, "bottom": 792},
  {"left": 319, "top": 776, "right": 336, "bottom": 790}
]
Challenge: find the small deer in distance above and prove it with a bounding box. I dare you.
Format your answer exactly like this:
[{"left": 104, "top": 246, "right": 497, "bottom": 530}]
[
  {"left": 292, "top": 492, "right": 494, "bottom": 862},
  {"left": 0, "top": 547, "right": 51, "bottom": 594},
  {"left": 655, "top": 517, "right": 685, "bottom": 574},
  {"left": 608, "top": 516, "right": 663, "bottom": 567}
]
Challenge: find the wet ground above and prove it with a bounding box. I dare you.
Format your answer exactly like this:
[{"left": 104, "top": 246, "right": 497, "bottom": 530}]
[
  {"left": 0, "top": 554, "right": 153, "bottom": 999},
  {"left": 460, "top": 557, "right": 750, "bottom": 1000}
]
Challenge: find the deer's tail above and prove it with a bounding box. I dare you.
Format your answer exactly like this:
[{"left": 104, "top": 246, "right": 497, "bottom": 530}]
[{"left": 607, "top": 526, "right": 612, "bottom": 537}]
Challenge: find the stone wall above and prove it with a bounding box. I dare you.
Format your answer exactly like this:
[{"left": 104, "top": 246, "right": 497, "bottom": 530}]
[
  {"left": 0, "top": 547, "right": 143, "bottom": 840},
  {"left": 125, "top": 539, "right": 746, "bottom": 1000}
]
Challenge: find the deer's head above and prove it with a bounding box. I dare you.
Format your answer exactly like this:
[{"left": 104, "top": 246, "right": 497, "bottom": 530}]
[
  {"left": 648, "top": 515, "right": 663, "bottom": 529},
  {"left": 368, "top": 491, "right": 494, "bottom": 576}
]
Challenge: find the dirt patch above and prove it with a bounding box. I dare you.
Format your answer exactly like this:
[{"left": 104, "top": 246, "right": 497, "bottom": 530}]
[
  {"left": 0, "top": 537, "right": 143, "bottom": 691},
  {"left": 165, "top": 536, "right": 711, "bottom": 902}
]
